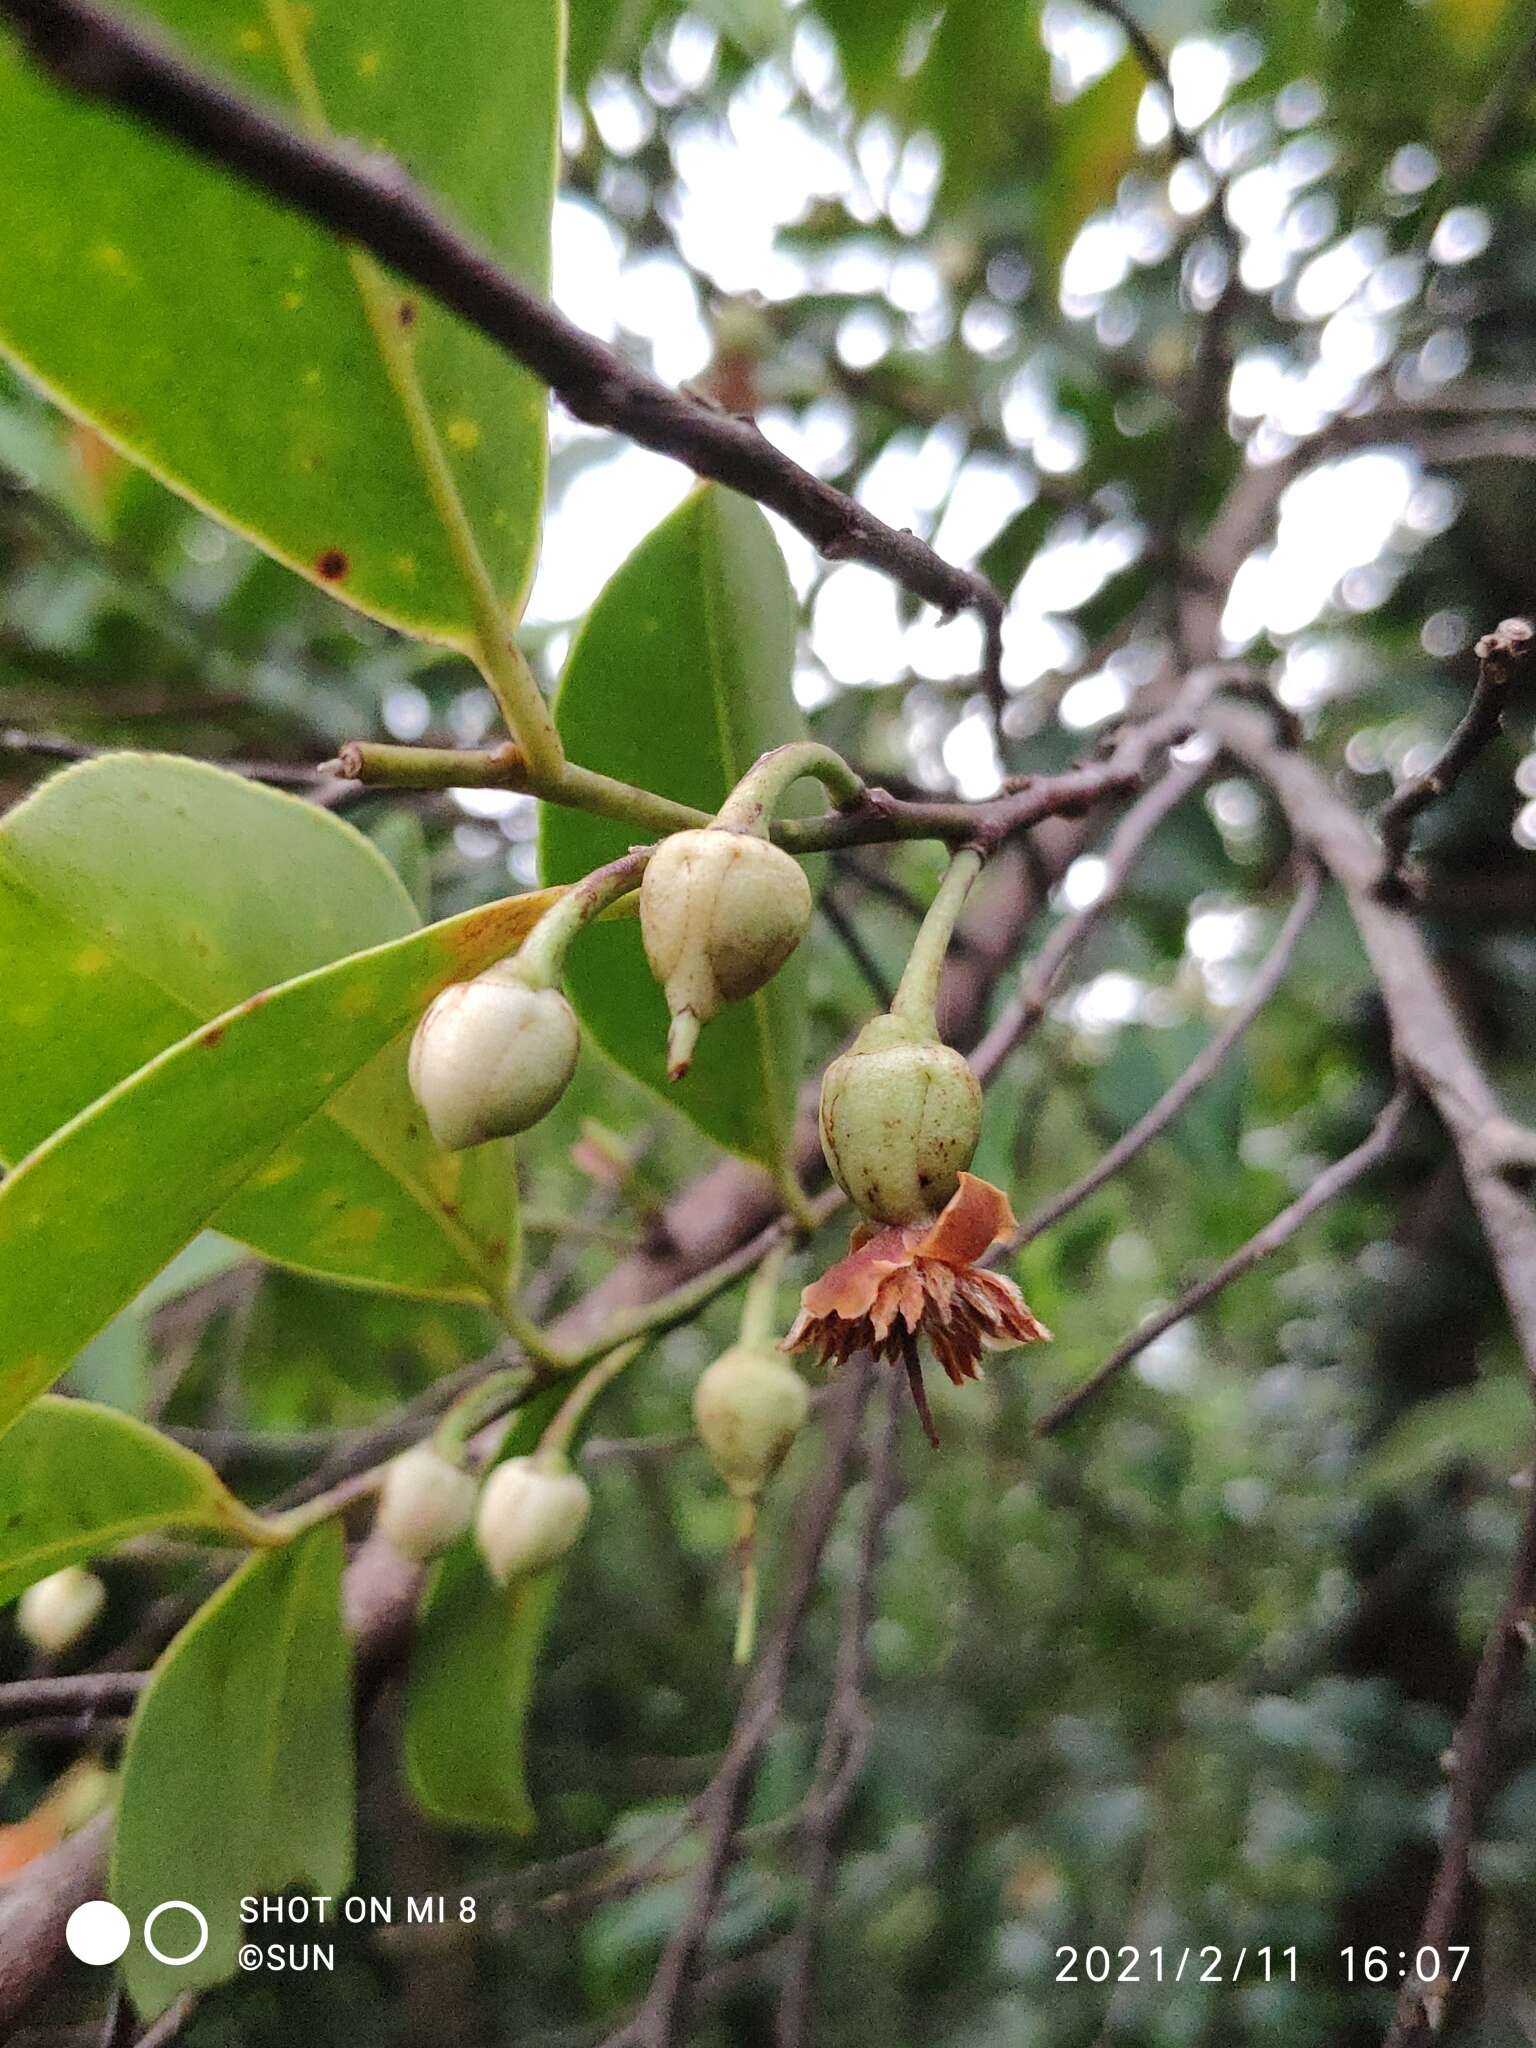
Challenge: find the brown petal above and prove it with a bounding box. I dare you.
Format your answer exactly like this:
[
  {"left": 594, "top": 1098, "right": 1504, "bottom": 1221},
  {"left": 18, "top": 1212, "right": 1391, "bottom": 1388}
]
[
  {"left": 796, "top": 1220, "right": 921, "bottom": 1321},
  {"left": 916, "top": 1173, "right": 1017, "bottom": 1267}
]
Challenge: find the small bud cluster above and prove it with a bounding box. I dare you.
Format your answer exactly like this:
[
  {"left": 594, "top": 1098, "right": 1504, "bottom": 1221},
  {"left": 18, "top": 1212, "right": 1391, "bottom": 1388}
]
[
  {"left": 376, "top": 1438, "right": 593, "bottom": 1585},
  {"left": 408, "top": 776, "right": 816, "bottom": 1148}
]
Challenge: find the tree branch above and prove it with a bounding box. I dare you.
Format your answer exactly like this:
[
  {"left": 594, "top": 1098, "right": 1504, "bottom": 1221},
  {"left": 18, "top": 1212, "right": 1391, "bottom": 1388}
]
[
  {"left": 1035, "top": 1086, "right": 1413, "bottom": 1437},
  {"left": 0, "top": 1673, "right": 147, "bottom": 1723},
  {"left": 1376, "top": 616, "right": 1531, "bottom": 897},
  {"left": 608, "top": 1363, "right": 877, "bottom": 2048},
  {"left": 1006, "top": 862, "right": 1324, "bottom": 1251},
  {"left": 1381, "top": 1480, "right": 1536, "bottom": 2048},
  {"left": 775, "top": 1374, "right": 903, "bottom": 2048},
  {"left": 0, "top": 0, "right": 1002, "bottom": 694},
  {"left": 1209, "top": 694, "right": 1536, "bottom": 1368},
  {"left": 0, "top": 725, "right": 357, "bottom": 805},
  {"left": 970, "top": 757, "right": 1207, "bottom": 1080}
]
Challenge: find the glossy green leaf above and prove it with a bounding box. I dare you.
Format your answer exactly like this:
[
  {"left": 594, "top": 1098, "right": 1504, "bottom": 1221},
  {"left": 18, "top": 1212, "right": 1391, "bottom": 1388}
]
[
  {"left": 541, "top": 487, "right": 809, "bottom": 1171},
  {"left": 0, "top": 0, "right": 558, "bottom": 639},
  {"left": 0, "top": 881, "right": 561, "bottom": 1441},
  {"left": 113, "top": 1526, "right": 353, "bottom": 2019},
  {"left": 0, "top": 754, "right": 515, "bottom": 1299},
  {"left": 405, "top": 1551, "right": 562, "bottom": 1833},
  {"left": 0, "top": 1397, "right": 262, "bottom": 1606}
]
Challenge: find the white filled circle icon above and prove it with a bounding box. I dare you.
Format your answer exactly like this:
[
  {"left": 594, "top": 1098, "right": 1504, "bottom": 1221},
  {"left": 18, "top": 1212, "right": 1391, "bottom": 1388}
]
[{"left": 64, "top": 1901, "right": 131, "bottom": 1967}]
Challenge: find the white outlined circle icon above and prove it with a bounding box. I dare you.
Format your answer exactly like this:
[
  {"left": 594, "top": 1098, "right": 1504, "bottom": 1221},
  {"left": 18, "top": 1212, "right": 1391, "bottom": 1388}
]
[
  {"left": 65, "top": 1901, "right": 131, "bottom": 1966},
  {"left": 143, "top": 1901, "right": 209, "bottom": 1967}
]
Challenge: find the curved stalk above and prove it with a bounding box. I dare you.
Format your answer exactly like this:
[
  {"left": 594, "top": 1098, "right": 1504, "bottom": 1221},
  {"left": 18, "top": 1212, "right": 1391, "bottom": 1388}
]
[
  {"left": 889, "top": 848, "right": 984, "bottom": 1040},
  {"left": 516, "top": 848, "right": 653, "bottom": 990},
  {"left": 715, "top": 742, "right": 865, "bottom": 836},
  {"left": 539, "top": 1340, "right": 644, "bottom": 1460}
]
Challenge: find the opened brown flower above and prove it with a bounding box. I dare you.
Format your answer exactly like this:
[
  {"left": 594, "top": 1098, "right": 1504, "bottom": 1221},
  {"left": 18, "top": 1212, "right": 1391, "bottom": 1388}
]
[{"left": 782, "top": 1173, "right": 1050, "bottom": 1445}]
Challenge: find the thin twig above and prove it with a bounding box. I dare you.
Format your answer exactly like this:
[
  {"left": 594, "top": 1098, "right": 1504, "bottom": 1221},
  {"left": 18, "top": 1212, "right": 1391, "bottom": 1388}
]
[
  {"left": 1208, "top": 693, "right": 1536, "bottom": 1363},
  {"left": 0, "top": 0, "right": 1003, "bottom": 697},
  {"left": 1005, "top": 863, "right": 1324, "bottom": 1251},
  {"left": 1035, "top": 1087, "right": 1412, "bottom": 1436},
  {"left": 0, "top": 726, "right": 353, "bottom": 802},
  {"left": 0, "top": 1673, "right": 147, "bottom": 1724},
  {"left": 606, "top": 1363, "right": 875, "bottom": 2048},
  {"left": 1381, "top": 1480, "right": 1536, "bottom": 2048},
  {"left": 332, "top": 715, "right": 1196, "bottom": 856},
  {"left": 1376, "top": 617, "right": 1532, "bottom": 896},
  {"left": 775, "top": 1374, "right": 903, "bottom": 2048},
  {"left": 971, "top": 759, "right": 1207, "bottom": 1081},
  {"left": 1079, "top": 1, "right": 1245, "bottom": 660},
  {"left": 817, "top": 892, "right": 896, "bottom": 1010}
]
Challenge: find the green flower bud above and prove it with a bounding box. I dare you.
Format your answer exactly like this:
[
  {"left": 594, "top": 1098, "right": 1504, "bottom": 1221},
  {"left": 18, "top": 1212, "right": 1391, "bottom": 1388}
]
[
  {"left": 409, "top": 963, "right": 579, "bottom": 1150},
  {"left": 474, "top": 1456, "right": 591, "bottom": 1584},
  {"left": 693, "top": 1343, "right": 809, "bottom": 1501},
  {"left": 819, "top": 1014, "right": 983, "bottom": 1224},
  {"left": 18, "top": 1567, "right": 106, "bottom": 1656},
  {"left": 640, "top": 828, "right": 812, "bottom": 1077},
  {"left": 375, "top": 1443, "right": 478, "bottom": 1562}
]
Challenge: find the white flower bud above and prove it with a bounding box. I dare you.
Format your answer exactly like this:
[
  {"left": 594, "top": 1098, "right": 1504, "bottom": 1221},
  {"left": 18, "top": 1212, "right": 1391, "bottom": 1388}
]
[
  {"left": 474, "top": 1457, "right": 591, "bottom": 1584},
  {"left": 409, "top": 964, "right": 580, "bottom": 1150},
  {"left": 640, "top": 828, "right": 812, "bottom": 1076},
  {"left": 17, "top": 1568, "right": 106, "bottom": 1656},
  {"left": 375, "top": 1443, "right": 478, "bottom": 1561}
]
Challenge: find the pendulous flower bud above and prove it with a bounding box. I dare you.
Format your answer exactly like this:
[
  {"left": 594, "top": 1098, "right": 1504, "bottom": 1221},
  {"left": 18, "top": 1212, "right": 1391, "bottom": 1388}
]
[
  {"left": 474, "top": 1456, "right": 592, "bottom": 1584},
  {"left": 819, "top": 1014, "right": 983, "bottom": 1225},
  {"left": 693, "top": 1343, "right": 810, "bottom": 1502},
  {"left": 409, "top": 962, "right": 580, "bottom": 1150},
  {"left": 17, "top": 1567, "right": 106, "bottom": 1656},
  {"left": 375, "top": 1443, "right": 478, "bottom": 1562},
  {"left": 640, "top": 828, "right": 812, "bottom": 1078}
]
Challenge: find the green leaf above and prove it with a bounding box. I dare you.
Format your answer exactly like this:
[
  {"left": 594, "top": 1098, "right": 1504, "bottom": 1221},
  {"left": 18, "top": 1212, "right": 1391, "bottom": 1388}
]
[
  {"left": 0, "top": 0, "right": 559, "bottom": 639},
  {"left": 0, "top": 1397, "right": 262, "bottom": 1606},
  {"left": 0, "top": 881, "right": 560, "bottom": 1441},
  {"left": 1364, "top": 1377, "right": 1536, "bottom": 1494},
  {"left": 0, "top": 754, "right": 514, "bottom": 1299},
  {"left": 112, "top": 1526, "right": 353, "bottom": 2020},
  {"left": 405, "top": 1550, "right": 562, "bottom": 1833},
  {"left": 541, "top": 487, "right": 809, "bottom": 1172},
  {"left": 402, "top": 1382, "right": 564, "bottom": 1831},
  {"left": 694, "top": 0, "right": 789, "bottom": 60}
]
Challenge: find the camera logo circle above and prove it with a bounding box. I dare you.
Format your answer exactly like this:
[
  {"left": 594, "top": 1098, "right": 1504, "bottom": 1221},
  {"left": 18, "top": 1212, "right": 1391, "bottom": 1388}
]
[{"left": 143, "top": 1901, "right": 209, "bottom": 1967}]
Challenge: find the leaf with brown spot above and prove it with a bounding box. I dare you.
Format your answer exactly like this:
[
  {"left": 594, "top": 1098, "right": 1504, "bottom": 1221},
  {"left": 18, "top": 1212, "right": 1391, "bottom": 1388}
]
[{"left": 0, "top": 875, "right": 558, "bottom": 1441}]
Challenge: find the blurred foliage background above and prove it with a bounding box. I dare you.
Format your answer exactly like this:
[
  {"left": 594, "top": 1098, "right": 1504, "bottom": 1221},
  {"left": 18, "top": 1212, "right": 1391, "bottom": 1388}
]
[{"left": 5, "top": 0, "right": 1536, "bottom": 2041}]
